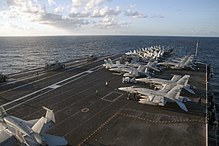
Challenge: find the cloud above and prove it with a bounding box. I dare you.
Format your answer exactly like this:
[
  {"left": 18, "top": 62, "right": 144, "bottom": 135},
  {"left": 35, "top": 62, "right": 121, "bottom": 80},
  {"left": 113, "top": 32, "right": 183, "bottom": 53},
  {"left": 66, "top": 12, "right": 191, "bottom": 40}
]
[
  {"left": 124, "top": 9, "right": 147, "bottom": 18},
  {"left": 150, "top": 15, "right": 164, "bottom": 18},
  {"left": 70, "top": 0, "right": 120, "bottom": 18},
  {"left": 69, "top": 8, "right": 90, "bottom": 18},
  {"left": 6, "top": 0, "right": 45, "bottom": 14},
  {"left": 91, "top": 6, "right": 121, "bottom": 18},
  {"left": 48, "top": 0, "right": 56, "bottom": 6},
  {"left": 71, "top": 0, "right": 87, "bottom": 7},
  {"left": 85, "top": 0, "right": 111, "bottom": 11},
  {"left": 54, "top": 6, "right": 66, "bottom": 13},
  {"left": 1, "top": 0, "right": 140, "bottom": 33},
  {"left": 2, "top": 0, "right": 90, "bottom": 31}
]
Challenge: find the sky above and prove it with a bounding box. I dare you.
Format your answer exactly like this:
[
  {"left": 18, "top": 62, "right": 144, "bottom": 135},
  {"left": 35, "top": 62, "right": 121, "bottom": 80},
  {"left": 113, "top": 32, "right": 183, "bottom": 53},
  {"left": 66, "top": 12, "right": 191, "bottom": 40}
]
[{"left": 0, "top": 0, "right": 218, "bottom": 36}]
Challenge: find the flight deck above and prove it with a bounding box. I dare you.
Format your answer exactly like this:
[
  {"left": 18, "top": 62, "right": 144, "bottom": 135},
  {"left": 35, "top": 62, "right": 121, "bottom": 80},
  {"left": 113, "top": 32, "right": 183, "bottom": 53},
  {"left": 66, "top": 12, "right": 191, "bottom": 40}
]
[{"left": 0, "top": 55, "right": 208, "bottom": 146}]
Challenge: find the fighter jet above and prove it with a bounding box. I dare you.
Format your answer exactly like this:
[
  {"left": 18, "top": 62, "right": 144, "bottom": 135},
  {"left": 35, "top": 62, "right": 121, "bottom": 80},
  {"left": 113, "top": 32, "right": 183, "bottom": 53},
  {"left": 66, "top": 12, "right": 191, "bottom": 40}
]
[
  {"left": 0, "top": 106, "right": 68, "bottom": 146},
  {"left": 135, "top": 75, "right": 195, "bottom": 94},
  {"left": 118, "top": 84, "right": 190, "bottom": 112},
  {"left": 109, "top": 65, "right": 151, "bottom": 78},
  {"left": 125, "top": 46, "right": 166, "bottom": 61},
  {"left": 127, "top": 61, "right": 161, "bottom": 72},
  {"left": 103, "top": 58, "right": 127, "bottom": 69},
  {"left": 159, "top": 55, "right": 196, "bottom": 70}
]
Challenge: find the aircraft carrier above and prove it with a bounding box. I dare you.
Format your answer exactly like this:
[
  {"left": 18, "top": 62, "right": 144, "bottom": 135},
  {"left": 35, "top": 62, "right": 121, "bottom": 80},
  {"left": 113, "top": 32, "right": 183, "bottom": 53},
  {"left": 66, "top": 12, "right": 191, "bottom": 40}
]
[{"left": 0, "top": 54, "right": 210, "bottom": 146}]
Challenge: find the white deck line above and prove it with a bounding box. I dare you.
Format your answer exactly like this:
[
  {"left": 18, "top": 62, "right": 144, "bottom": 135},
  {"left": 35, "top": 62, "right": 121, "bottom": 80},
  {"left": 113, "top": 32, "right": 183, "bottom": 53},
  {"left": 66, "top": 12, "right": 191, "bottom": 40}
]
[
  {"left": 2, "top": 55, "right": 119, "bottom": 109},
  {"left": 3, "top": 61, "right": 87, "bottom": 87},
  {"left": 102, "top": 92, "right": 123, "bottom": 102},
  {"left": 0, "top": 63, "right": 88, "bottom": 95},
  {"left": 1, "top": 69, "right": 92, "bottom": 107}
]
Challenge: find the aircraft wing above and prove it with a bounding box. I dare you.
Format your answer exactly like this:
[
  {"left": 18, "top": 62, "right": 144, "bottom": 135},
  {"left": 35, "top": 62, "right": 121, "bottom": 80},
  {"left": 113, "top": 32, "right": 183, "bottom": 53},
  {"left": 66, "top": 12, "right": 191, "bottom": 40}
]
[
  {"left": 177, "top": 57, "right": 187, "bottom": 68},
  {"left": 0, "top": 123, "right": 18, "bottom": 145},
  {"left": 31, "top": 107, "right": 55, "bottom": 134},
  {"left": 184, "top": 55, "right": 194, "bottom": 66},
  {"left": 171, "top": 75, "right": 181, "bottom": 82},
  {"left": 177, "top": 75, "right": 190, "bottom": 86},
  {"left": 161, "top": 84, "right": 173, "bottom": 91},
  {"left": 158, "top": 61, "right": 178, "bottom": 67},
  {"left": 147, "top": 62, "right": 160, "bottom": 72},
  {"left": 160, "top": 75, "right": 182, "bottom": 91},
  {"left": 165, "top": 85, "right": 189, "bottom": 112},
  {"left": 139, "top": 96, "right": 165, "bottom": 106},
  {"left": 109, "top": 67, "right": 130, "bottom": 73},
  {"left": 165, "top": 85, "right": 182, "bottom": 99},
  {"left": 176, "top": 75, "right": 195, "bottom": 94},
  {"left": 136, "top": 88, "right": 161, "bottom": 97},
  {"left": 118, "top": 87, "right": 156, "bottom": 95}
]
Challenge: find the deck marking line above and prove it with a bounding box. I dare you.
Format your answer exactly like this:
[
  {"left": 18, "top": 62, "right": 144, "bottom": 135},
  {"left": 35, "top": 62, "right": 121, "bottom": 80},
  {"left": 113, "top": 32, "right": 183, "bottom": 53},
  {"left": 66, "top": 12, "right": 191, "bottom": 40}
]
[
  {"left": 48, "top": 84, "right": 61, "bottom": 89},
  {"left": 1, "top": 67, "right": 97, "bottom": 108},
  {"left": 101, "top": 92, "right": 123, "bottom": 102}
]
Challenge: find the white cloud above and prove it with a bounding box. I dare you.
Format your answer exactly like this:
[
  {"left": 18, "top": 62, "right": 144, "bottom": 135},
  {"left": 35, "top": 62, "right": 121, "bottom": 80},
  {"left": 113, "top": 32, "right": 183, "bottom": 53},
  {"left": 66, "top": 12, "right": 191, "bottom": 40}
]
[
  {"left": 150, "top": 15, "right": 164, "bottom": 18},
  {"left": 54, "top": 6, "right": 66, "bottom": 13},
  {"left": 85, "top": 0, "right": 110, "bottom": 11},
  {"left": 48, "top": 0, "right": 56, "bottom": 6},
  {"left": 69, "top": 7, "right": 90, "bottom": 18},
  {"left": 91, "top": 6, "right": 121, "bottom": 18},
  {"left": 0, "top": 0, "right": 141, "bottom": 34},
  {"left": 125, "top": 9, "right": 147, "bottom": 18},
  {"left": 72, "top": 0, "right": 87, "bottom": 7},
  {"left": 3, "top": 0, "right": 89, "bottom": 30}
]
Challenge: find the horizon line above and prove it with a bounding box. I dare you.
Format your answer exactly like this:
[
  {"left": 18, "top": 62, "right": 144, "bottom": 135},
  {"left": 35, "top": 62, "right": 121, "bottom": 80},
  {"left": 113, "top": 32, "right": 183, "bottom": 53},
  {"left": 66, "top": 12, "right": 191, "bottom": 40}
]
[{"left": 0, "top": 34, "right": 218, "bottom": 38}]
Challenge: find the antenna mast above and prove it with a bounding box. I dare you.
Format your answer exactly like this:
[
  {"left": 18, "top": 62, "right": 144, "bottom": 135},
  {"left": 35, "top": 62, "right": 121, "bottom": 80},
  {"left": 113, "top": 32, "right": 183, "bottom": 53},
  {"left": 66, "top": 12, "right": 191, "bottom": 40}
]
[{"left": 195, "top": 41, "right": 199, "bottom": 57}]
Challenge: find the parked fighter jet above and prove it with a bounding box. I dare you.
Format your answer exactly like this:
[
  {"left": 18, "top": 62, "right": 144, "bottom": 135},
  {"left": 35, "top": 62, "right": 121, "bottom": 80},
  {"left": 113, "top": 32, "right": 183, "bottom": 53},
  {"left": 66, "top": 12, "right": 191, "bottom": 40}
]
[
  {"left": 0, "top": 106, "right": 68, "bottom": 146},
  {"left": 136, "top": 75, "right": 181, "bottom": 86},
  {"left": 103, "top": 58, "right": 127, "bottom": 69},
  {"left": 135, "top": 75, "right": 195, "bottom": 94},
  {"left": 109, "top": 65, "right": 151, "bottom": 78},
  {"left": 125, "top": 46, "right": 166, "bottom": 61},
  {"left": 118, "top": 84, "right": 190, "bottom": 112},
  {"left": 126, "top": 61, "right": 161, "bottom": 72},
  {"left": 158, "top": 55, "right": 196, "bottom": 70}
]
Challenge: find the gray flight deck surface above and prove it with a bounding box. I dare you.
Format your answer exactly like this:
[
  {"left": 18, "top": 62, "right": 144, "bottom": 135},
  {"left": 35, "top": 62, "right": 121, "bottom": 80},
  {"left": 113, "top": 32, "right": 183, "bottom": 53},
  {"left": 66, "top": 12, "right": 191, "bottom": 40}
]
[{"left": 0, "top": 55, "right": 207, "bottom": 146}]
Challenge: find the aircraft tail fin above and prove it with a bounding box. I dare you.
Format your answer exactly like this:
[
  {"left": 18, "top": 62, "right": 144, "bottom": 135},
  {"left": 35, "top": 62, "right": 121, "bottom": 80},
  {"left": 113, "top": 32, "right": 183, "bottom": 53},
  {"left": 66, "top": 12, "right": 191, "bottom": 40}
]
[
  {"left": 43, "top": 106, "right": 55, "bottom": 123},
  {"left": 31, "top": 117, "right": 47, "bottom": 134},
  {"left": 31, "top": 107, "right": 55, "bottom": 134},
  {"left": 103, "top": 59, "right": 109, "bottom": 68},
  {"left": 107, "top": 58, "right": 113, "bottom": 65}
]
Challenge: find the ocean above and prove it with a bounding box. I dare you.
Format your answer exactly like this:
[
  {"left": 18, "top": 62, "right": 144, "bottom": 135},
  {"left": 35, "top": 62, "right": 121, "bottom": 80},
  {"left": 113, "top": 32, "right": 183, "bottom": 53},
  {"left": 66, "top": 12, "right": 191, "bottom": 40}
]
[{"left": 0, "top": 35, "right": 219, "bottom": 96}]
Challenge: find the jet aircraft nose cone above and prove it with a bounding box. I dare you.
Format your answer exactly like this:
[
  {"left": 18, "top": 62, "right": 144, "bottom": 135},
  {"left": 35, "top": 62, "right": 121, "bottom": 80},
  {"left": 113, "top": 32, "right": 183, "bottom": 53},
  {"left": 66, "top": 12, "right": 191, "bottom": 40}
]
[{"left": 118, "top": 87, "right": 126, "bottom": 91}]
